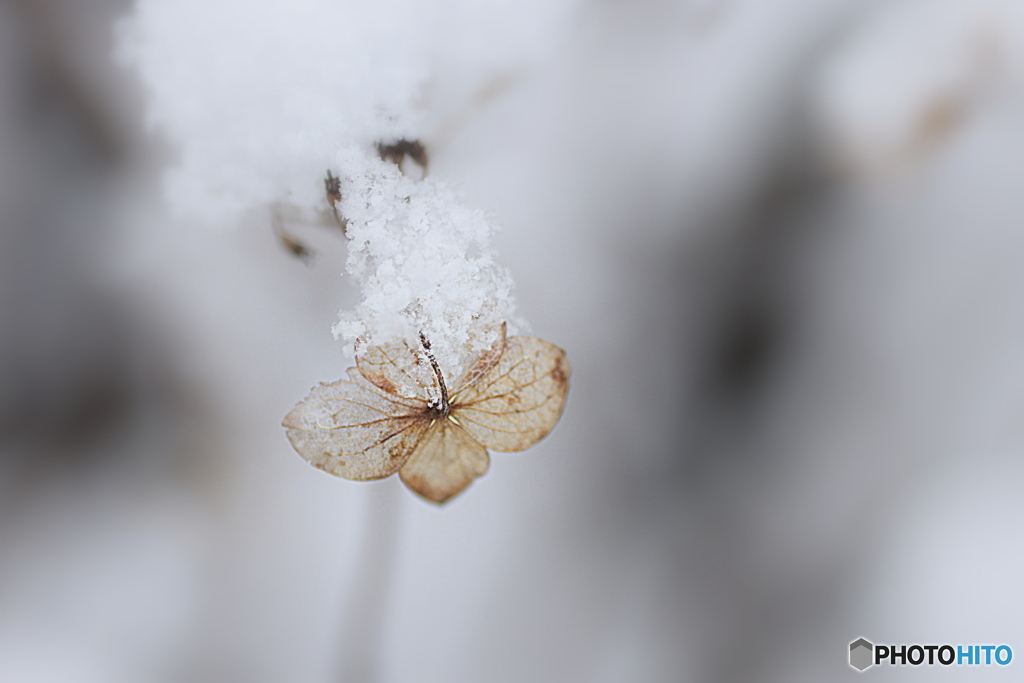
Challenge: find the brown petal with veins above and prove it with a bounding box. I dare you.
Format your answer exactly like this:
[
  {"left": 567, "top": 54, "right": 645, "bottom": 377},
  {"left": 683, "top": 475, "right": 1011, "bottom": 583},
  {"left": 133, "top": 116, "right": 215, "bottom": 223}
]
[
  {"left": 283, "top": 328, "right": 570, "bottom": 504},
  {"left": 451, "top": 337, "right": 570, "bottom": 453},
  {"left": 282, "top": 379, "right": 430, "bottom": 480},
  {"left": 399, "top": 420, "right": 490, "bottom": 503}
]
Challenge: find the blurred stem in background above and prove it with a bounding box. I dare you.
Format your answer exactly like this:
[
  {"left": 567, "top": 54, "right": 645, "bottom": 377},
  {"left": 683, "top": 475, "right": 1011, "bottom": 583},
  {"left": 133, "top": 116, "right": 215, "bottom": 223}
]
[{"left": 338, "top": 484, "right": 403, "bottom": 682}]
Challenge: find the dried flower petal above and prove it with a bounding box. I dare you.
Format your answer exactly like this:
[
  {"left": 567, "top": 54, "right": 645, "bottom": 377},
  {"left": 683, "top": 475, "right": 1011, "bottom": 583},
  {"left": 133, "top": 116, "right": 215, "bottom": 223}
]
[
  {"left": 356, "top": 341, "right": 438, "bottom": 403},
  {"left": 282, "top": 379, "right": 430, "bottom": 480},
  {"left": 451, "top": 337, "right": 570, "bottom": 453},
  {"left": 399, "top": 421, "right": 489, "bottom": 504},
  {"left": 283, "top": 327, "right": 570, "bottom": 503},
  {"left": 452, "top": 323, "right": 508, "bottom": 394}
]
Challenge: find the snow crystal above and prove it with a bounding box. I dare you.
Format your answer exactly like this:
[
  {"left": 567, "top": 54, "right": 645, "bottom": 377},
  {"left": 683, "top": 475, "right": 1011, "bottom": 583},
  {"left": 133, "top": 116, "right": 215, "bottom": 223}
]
[
  {"left": 114, "top": 0, "right": 572, "bottom": 373},
  {"left": 330, "top": 147, "right": 515, "bottom": 378}
]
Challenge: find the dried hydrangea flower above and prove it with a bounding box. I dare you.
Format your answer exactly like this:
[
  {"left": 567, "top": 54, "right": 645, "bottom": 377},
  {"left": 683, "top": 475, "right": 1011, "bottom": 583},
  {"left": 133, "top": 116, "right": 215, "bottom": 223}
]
[{"left": 282, "top": 325, "right": 569, "bottom": 503}]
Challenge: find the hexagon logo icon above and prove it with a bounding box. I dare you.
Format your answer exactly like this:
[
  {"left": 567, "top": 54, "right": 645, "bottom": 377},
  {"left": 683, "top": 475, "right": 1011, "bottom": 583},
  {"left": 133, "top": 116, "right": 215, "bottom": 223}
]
[{"left": 850, "top": 638, "right": 874, "bottom": 671}]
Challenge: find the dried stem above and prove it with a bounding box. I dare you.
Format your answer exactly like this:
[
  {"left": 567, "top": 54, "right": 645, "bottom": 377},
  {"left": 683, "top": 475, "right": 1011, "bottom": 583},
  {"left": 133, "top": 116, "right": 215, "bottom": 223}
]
[
  {"left": 418, "top": 332, "right": 449, "bottom": 417},
  {"left": 324, "top": 170, "right": 349, "bottom": 235}
]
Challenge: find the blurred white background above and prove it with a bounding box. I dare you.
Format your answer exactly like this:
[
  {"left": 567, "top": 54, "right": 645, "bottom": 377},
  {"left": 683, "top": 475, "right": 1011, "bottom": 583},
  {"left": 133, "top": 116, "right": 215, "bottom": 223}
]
[{"left": 2, "top": 0, "right": 1024, "bottom": 681}]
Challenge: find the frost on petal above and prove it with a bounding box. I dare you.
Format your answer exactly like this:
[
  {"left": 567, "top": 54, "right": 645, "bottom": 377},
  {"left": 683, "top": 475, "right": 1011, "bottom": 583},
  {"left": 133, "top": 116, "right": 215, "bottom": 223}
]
[
  {"left": 451, "top": 337, "right": 570, "bottom": 453},
  {"left": 343, "top": 367, "right": 426, "bottom": 411},
  {"left": 452, "top": 323, "right": 507, "bottom": 394},
  {"left": 282, "top": 379, "right": 430, "bottom": 480},
  {"left": 356, "top": 341, "right": 439, "bottom": 403},
  {"left": 399, "top": 420, "right": 489, "bottom": 504}
]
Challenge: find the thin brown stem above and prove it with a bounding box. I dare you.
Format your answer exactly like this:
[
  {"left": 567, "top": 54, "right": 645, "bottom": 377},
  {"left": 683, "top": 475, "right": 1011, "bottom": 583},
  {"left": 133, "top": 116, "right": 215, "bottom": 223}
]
[
  {"left": 324, "top": 170, "right": 349, "bottom": 235},
  {"left": 418, "top": 332, "right": 449, "bottom": 417}
]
